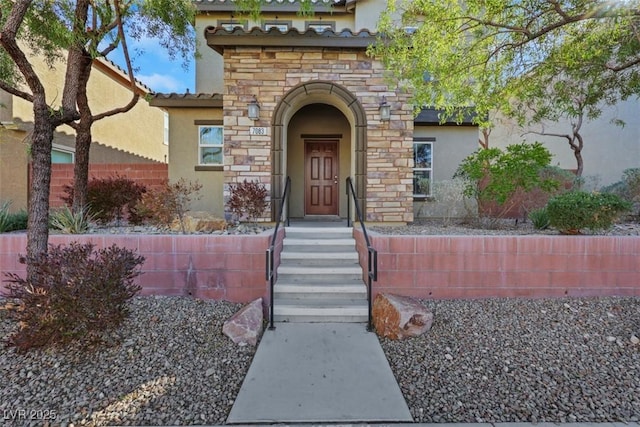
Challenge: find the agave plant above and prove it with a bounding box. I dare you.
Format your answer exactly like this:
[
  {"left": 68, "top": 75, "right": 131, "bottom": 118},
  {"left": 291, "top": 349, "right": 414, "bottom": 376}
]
[{"left": 50, "top": 206, "right": 96, "bottom": 234}]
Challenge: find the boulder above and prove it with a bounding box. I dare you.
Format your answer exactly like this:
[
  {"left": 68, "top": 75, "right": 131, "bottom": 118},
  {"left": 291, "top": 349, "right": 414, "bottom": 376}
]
[
  {"left": 222, "top": 298, "right": 264, "bottom": 346},
  {"left": 372, "top": 293, "right": 433, "bottom": 340},
  {"left": 170, "top": 212, "right": 227, "bottom": 233}
]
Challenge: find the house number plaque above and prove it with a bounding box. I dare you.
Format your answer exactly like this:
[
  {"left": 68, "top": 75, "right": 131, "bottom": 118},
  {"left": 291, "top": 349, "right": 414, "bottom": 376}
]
[{"left": 249, "top": 127, "right": 268, "bottom": 136}]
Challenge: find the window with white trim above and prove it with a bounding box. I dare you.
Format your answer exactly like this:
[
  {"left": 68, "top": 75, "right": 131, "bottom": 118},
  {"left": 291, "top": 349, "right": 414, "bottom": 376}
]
[
  {"left": 413, "top": 138, "right": 433, "bottom": 197},
  {"left": 51, "top": 144, "right": 75, "bottom": 164},
  {"left": 198, "top": 126, "right": 223, "bottom": 165}
]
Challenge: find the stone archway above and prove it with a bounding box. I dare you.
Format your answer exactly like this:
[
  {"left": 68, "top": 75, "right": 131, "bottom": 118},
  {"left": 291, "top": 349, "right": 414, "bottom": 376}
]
[{"left": 270, "top": 81, "right": 367, "bottom": 220}]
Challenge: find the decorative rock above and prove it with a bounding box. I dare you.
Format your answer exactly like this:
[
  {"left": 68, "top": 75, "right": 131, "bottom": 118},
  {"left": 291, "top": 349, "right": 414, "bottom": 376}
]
[
  {"left": 222, "top": 298, "right": 264, "bottom": 346},
  {"left": 170, "top": 212, "right": 227, "bottom": 233},
  {"left": 372, "top": 293, "right": 434, "bottom": 340}
]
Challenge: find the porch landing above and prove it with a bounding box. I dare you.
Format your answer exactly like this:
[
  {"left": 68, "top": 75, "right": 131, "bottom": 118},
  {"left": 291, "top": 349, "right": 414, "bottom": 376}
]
[{"left": 227, "top": 323, "right": 412, "bottom": 423}]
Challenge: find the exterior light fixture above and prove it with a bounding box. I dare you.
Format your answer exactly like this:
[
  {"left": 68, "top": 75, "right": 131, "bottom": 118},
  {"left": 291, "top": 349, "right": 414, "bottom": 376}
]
[
  {"left": 379, "top": 96, "right": 391, "bottom": 121},
  {"left": 248, "top": 95, "right": 260, "bottom": 120}
]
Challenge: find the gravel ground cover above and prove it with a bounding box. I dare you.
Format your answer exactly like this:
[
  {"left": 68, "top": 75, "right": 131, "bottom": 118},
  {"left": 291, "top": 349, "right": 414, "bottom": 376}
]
[
  {"left": 381, "top": 297, "right": 640, "bottom": 423},
  {"left": 0, "top": 296, "right": 255, "bottom": 427}
]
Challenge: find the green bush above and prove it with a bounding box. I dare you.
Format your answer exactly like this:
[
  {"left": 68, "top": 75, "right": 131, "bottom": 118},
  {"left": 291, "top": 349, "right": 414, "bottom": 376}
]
[
  {"left": 454, "top": 142, "right": 559, "bottom": 221},
  {"left": 546, "top": 191, "right": 631, "bottom": 234},
  {"left": 601, "top": 168, "right": 640, "bottom": 218},
  {"left": 3, "top": 242, "right": 144, "bottom": 351},
  {"left": 0, "top": 202, "right": 28, "bottom": 233},
  {"left": 528, "top": 207, "right": 550, "bottom": 230},
  {"left": 62, "top": 175, "right": 147, "bottom": 225}
]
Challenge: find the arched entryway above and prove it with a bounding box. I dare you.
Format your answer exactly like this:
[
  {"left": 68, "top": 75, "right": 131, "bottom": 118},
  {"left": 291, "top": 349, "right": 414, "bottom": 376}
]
[{"left": 270, "top": 81, "right": 367, "bottom": 220}]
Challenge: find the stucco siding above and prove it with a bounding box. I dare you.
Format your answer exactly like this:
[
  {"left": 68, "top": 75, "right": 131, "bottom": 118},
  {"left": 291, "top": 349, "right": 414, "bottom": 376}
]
[
  {"left": 0, "top": 129, "right": 29, "bottom": 212},
  {"left": 166, "top": 108, "right": 225, "bottom": 216}
]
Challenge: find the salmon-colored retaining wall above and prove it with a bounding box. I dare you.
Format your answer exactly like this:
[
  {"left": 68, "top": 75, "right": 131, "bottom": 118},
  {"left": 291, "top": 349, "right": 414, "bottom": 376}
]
[
  {"left": 47, "top": 163, "right": 168, "bottom": 208},
  {"left": 0, "top": 229, "right": 285, "bottom": 303},
  {"left": 354, "top": 229, "right": 640, "bottom": 299}
]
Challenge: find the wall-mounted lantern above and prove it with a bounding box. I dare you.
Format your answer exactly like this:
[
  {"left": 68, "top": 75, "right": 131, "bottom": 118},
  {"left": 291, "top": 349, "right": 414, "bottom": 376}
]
[
  {"left": 248, "top": 95, "right": 260, "bottom": 120},
  {"left": 379, "top": 96, "right": 391, "bottom": 121}
]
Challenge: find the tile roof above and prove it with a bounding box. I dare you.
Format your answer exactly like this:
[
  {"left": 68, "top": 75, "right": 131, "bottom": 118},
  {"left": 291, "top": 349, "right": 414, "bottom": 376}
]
[
  {"left": 205, "top": 26, "right": 376, "bottom": 53},
  {"left": 149, "top": 93, "right": 223, "bottom": 108}
]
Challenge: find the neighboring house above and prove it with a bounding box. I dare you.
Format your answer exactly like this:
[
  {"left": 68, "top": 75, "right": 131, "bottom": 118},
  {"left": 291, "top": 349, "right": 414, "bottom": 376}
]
[
  {"left": 0, "top": 51, "right": 168, "bottom": 212},
  {"left": 151, "top": 0, "right": 479, "bottom": 223}
]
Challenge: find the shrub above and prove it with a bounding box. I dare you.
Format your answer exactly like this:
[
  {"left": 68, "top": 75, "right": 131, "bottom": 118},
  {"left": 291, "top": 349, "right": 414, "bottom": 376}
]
[
  {"left": 136, "top": 179, "right": 202, "bottom": 233},
  {"left": 528, "top": 207, "right": 550, "bottom": 230},
  {"left": 601, "top": 168, "right": 640, "bottom": 218},
  {"left": 50, "top": 206, "right": 95, "bottom": 234},
  {"left": 227, "top": 179, "right": 268, "bottom": 223},
  {"left": 3, "top": 242, "right": 144, "bottom": 351},
  {"left": 62, "top": 175, "right": 146, "bottom": 225},
  {"left": 546, "top": 191, "right": 631, "bottom": 234},
  {"left": 454, "top": 142, "right": 559, "bottom": 224},
  {"left": 0, "top": 202, "right": 28, "bottom": 233}
]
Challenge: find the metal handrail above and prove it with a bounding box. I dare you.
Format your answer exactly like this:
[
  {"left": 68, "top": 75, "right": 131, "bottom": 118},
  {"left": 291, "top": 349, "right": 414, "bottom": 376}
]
[
  {"left": 346, "top": 177, "right": 377, "bottom": 331},
  {"left": 266, "top": 176, "right": 291, "bottom": 330}
]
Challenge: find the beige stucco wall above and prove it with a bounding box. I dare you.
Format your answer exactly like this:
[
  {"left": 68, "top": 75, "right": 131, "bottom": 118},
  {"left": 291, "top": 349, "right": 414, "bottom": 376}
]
[
  {"left": 10, "top": 47, "right": 166, "bottom": 163},
  {"left": 0, "top": 128, "right": 29, "bottom": 212},
  {"left": 286, "top": 104, "right": 352, "bottom": 218},
  {"left": 165, "top": 107, "right": 225, "bottom": 215},
  {"left": 413, "top": 125, "right": 479, "bottom": 219},
  {"left": 490, "top": 98, "right": 640, "bottom": 188},
  {"left": 354, "top": 0, "right": 387, "bottom": 30}
]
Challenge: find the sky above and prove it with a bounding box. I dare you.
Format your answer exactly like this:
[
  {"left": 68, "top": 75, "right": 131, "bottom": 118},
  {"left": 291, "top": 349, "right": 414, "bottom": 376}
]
[{"left": 107, "top": 35, "right": 196, "bottom": 94}]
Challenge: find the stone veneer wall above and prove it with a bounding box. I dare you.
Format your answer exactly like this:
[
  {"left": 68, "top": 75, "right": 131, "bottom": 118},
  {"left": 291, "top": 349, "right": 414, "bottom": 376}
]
[
  {"left": 222, "top": 46, "right": 415, "bottom": 223},
  {"left": 0, "top": 229, "right": 285, "bottom": 303},
  {"left": 354, "top": 229, "right": 640, "bottom": 299}
]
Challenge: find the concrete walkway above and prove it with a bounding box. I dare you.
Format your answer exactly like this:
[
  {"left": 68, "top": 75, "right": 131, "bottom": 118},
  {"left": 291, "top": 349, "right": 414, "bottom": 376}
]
[{"left": 227, "top": 323, "right": 413, "bottom": 424}]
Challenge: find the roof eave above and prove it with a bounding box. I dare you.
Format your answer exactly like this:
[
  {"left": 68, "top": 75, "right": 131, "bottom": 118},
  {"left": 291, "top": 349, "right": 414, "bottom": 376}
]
[{"left": 149, "top": 94, "right": 223, "bottom": 108}]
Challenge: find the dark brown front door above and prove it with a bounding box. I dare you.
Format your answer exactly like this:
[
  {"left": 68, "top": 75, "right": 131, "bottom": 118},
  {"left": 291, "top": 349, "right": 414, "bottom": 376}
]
[{"left": 305, "top": 140, "right": 338, "bottom": 215}]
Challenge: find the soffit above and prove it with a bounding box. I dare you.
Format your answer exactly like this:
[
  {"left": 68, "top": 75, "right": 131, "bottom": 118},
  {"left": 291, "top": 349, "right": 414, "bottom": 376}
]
[{"left": 194, "top": 0, "right": 357, "bottom": 13}]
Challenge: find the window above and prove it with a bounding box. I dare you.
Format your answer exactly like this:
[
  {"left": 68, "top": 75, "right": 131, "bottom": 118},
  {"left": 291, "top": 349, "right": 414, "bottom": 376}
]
[
  {"left": 199, "top": 126, "right": 223, "bottom": 165},
  {"left": 51, "top": 144, "right": 74, "bottom": 164},
  {"left": 264, "top": 22, "right": 290, "bottom": 32},
  {"left": 413, "top": 138, "right": 433, "bottom": 197},
  {"left": 220, "top": 22, "right": 244, "bottom": 31},
  {"left": 163, "top": 112, "right": 169, "bottom": 146},
  {"left": 306, "top": 21, "right": 335, "bottom": 32}
]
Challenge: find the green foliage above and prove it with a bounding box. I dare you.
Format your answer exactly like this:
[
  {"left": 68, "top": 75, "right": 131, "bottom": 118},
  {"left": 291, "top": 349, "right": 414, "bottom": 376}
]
[
  {"left": 136, "top": 179, "right": 202, "bottom": 233},
  {"left": 50, "top": 206, "right": 95, "bottom": 234},
  {"left": 227, "top": 179, "right": 269, "bottom": 223},
  {"left": 528, "top": 208, "right": 551, "bottom": 230},
  {"left": 546, "top": 191, "right": 631, "bottom": 234},
  {"left": 3, "top": 242, "right": 144, "bottom": 352},
  {"left": 454, "top": 142, "right": 558, "bottom": 217},
  {"left": 601, "top": 168, "right": 640, "bottom": 217},
  {"left": 0, "top": 202, "right": 27, "bottom": 233},
  {"left": 371, "top": 0, "right": 640, "bottom": 132},
  {"left": 62, "top": 175, "right": 146, "bottom": 225}
]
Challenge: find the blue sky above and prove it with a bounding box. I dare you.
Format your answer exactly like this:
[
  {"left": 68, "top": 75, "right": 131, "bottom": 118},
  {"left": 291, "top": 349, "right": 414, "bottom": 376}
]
[{"left": 107, "top": 35, "right": 196, "bottom": 94}]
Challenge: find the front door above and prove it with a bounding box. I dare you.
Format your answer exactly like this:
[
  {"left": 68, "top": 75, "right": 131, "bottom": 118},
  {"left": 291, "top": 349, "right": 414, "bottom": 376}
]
[{"left": 305, "top": 140, "right": 338, "bottom": 216}]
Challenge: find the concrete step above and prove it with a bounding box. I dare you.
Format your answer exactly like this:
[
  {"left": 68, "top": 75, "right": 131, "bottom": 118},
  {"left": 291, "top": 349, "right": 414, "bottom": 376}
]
[
  {"left": 273, "top": 299, "right": 368, "bottom": 323},
  {"left": 274, "top": 283, "right": 367, "bottom": 300},
  {"left": 277, "top": 265, "right": 362, "bottom": 275},
  {"left": 276, "top": 274, "right": 364, "bottom": 285},
  {"left": 285, "top": 227, "right": 353, "bottom": 240},
  {"left": 280, "top": 251, "right": 358, "bottom": 260},
  {"left": 279, "top": 256, "right": 359, "bottom": 267}
]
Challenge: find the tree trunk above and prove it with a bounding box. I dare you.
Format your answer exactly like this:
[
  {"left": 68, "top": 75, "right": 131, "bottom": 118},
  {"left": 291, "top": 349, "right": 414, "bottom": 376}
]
[
  {"left": 72, "top": 53, "right": 94, "bottom": 213},
  {"left": 573, "top": 147, "right": 584, "bottom": 177},
  {"left": 26, "top": 100, "right": 55, "bottom": 281}
]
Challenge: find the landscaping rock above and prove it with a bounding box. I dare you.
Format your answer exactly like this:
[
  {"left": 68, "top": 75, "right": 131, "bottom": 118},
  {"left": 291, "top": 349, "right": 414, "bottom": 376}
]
[
  {"left": 170, "top": 212, "right": 227, "bottom": 233},
  {"left": 222, "top": 298, "right": 264, "bottom": 346},
  {"left": 372, "top": 293, "right": 433, "bottom": 340}
]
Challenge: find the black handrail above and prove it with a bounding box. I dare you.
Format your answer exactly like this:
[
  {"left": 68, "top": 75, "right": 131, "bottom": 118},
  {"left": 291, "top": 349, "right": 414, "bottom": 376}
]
[
  {"left": 346, "top": 177, "right": 377, "bottom": 331},
  {"left": 266, "top": 176, "right": 291, "bottom": 330}
]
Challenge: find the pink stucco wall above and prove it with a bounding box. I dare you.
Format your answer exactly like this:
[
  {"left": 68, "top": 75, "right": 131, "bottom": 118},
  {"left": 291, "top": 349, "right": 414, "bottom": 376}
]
[
  {"left": 0, "top": 229, "right": 285, "bottom": 303},
  {"left": 354, "top": 229, "right": 640, "bottom": 299}
]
